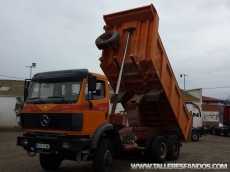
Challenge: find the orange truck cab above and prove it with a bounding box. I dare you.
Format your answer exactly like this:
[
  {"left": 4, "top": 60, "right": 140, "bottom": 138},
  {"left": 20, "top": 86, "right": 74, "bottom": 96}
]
[
  {"left": 17, "top": 69, "right": 121, "bottom": 171},
  {"left": 21, "top": 69, "right": 110, "bottom": 137}
]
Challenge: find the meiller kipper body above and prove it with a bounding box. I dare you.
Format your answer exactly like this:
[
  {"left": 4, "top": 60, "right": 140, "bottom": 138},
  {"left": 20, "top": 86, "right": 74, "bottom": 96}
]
[
  {"left": 17, "top": 4, "right": 192, "bottom": 172},
  {"left": 100, "top": 4, "right": 192, "bottom": 141}
]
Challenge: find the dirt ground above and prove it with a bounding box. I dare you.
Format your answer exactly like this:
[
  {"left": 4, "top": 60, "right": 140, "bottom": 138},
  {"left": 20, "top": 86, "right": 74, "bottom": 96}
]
[{"left": 0, "top": 130, "right": 229, "bottom": 172}]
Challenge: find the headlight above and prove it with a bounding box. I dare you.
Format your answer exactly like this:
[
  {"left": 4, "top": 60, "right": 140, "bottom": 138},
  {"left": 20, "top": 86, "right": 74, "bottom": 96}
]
[{"left": 62, "top": 142, "right": 72, "bottom": 149}]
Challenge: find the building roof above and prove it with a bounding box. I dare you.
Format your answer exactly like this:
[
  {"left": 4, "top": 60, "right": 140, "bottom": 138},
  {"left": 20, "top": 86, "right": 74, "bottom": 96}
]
[
  {"left": 186, "top": 88, "right": 202, "bottom": 92},
  {"left": 180, "top": 90, "right": 200, "bottom": 101},
  {"left": 0, "top": 80, "right": 24, "bottom": 96},
  {"left": 202, "top": 96, "right": 223, "bottom": 102}
]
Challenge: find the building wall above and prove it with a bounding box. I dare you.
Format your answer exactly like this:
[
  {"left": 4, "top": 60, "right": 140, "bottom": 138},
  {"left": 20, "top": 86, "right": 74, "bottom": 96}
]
[
  {"left": 202, "top": 104, "right": 219, "bottom": 111},
  {"left": 202, "top": 104, "right": 219, "bottom": 126},
  {"left": 186, "top": 89, "right": 203, "bottom": 128},
  {"left": 187, "top": 89, "right": 221, "bottom": 126},
  {"left": 0, "top": 97, "right": 20, "bottom": 128},
  {"left": 186, "top": 102, "right": 202, "bottom": 128},
  {"left": 187, "top": 89, "right": 202, "bottom": 100}
]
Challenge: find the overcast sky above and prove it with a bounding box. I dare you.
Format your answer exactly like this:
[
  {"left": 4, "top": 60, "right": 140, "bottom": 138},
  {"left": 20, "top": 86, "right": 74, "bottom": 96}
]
[{"left": 1, "top": 0, "right": 230, "bottom": 100}]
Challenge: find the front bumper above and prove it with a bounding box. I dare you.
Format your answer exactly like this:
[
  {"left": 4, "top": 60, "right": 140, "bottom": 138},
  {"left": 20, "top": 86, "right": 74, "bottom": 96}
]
[{"left": 17, "top": 132, "right": 91, "bottom": 153}]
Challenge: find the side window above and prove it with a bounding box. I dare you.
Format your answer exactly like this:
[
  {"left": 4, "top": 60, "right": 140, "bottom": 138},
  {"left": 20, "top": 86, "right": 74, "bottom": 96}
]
[
  {"left": 31, "top": 83, "right": 39, "bottom": 98},
  {"left": 85, "top": 80, "right": 105, "bottom": 100}
]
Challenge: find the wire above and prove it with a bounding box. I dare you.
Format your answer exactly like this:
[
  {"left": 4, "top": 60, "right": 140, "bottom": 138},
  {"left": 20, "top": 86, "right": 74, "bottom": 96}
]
[
  {"left": 202, "top": 86, "right": 230, "bottom": 89},
  {"left": 0, "top": 75, "right": 25, "bottom": 80}
]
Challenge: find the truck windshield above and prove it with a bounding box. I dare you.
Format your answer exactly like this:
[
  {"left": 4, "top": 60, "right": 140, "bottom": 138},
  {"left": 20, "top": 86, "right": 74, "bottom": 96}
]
[{"left": 26, "top": 81, "right": 82, "bottom": 104}]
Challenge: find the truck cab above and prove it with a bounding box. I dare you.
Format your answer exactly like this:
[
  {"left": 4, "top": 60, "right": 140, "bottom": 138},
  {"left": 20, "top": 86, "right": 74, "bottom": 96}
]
[
  {"left": 21, "top": 69, "right": 110, "bottom": 135},
  {"left": 17, "top": 69, "right": 118, "bottom": 171}
]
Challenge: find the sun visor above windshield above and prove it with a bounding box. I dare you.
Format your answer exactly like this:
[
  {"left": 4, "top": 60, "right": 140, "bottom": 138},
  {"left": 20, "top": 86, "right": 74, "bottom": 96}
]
[{"left": 32, "top": 69, "right": 89, "bottom": 82}]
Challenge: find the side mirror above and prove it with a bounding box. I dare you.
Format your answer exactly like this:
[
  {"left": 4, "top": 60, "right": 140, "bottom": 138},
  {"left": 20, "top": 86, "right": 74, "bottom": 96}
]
[{"left": 88, "top": 75, "right": 97, "bottom": 91}]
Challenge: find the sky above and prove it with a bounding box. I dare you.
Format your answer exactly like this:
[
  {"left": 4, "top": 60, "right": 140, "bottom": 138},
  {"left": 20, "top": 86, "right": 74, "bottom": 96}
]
[{"left": 1, "top": 0, "right": 230, "bottom": 100}]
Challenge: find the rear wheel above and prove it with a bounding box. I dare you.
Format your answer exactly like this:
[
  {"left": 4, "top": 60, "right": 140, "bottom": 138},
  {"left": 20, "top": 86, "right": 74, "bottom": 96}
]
[
  {"left": 144, "top": 135, "right": 155, "bottom": 162},
  {"left": 93, "top": 139, "right": 113, "bottom": 172},
  {"left": 191, "top": 132, "right": 199, "bottom": 142},
  {"left": 39, "top": 153, "right": 62, "bottom": 171},
  {"left": 151, "top": 136, "right": 167, "bottom": 163},
  {"left": 167, "top": 135, "right": 180, "bottom": 160},
  {"left": 212, "top": 128, "right": 216, "bottom": 135},
  {"left": 215, "top": 128, "right": 220, "bottom": 136},
  {"left": 209, "top": 127, "right": 214, "bottom": 135},
  {"left": 224, "top": 129, "right": 230, "bottom": 137}
]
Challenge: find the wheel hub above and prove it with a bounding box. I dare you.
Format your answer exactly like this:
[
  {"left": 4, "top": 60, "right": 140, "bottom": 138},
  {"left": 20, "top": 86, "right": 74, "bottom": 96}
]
[
  {"left": 173, "top": 142, "right": 178, "bottom": 154},
  {"left": 193, "top": 135, "right": 197, "bottom": 139},
  {"left": 159, "top": 143, "right": 166, "bottom": 158},
  {"left": 104, "top": 150, "right": 112, "bottom": 166}
]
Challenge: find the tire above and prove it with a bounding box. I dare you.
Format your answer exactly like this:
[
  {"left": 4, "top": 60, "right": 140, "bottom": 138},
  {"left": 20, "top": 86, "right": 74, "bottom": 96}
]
[
  {"left": 209, "top": 127, "right": 214, "bottom": 135},
  {"left": 223, "top": 129, "right": 230, "bottom": 137},
  {"left": 144, "top": 135, "right": 155, "bottom": 162},
  {"left": 151, "top": 136, "right": 168, "bottom": 163},
  {"left": 191, "top": 132, "right": 199, "bottom": 142},
  {"left": 212, "top": 128, "right": 215, "bottom": 135},
  {"left": 224, "top": 130, "right": 228, "bottom": 137},
  {"left": 95, "top": 30, "right": 120, "bottom": 50},
  {"left": 167, "top": 135, "right": 180, "bottom": 160},
  {"left": 215, "top": 128, "right": 220, "bottom": 136},
  {"left": 39, "top": 153, "right": 62, "bottom": 171},
  {"left": 93, "top": 139, "right": 113, "bottom": 172}
]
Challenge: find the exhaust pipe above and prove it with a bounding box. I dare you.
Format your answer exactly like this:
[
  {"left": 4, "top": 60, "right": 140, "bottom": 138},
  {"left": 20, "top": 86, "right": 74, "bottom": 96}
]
[
  {"left": 123, "top": 143, "right": 146, "bottom": 151},
  {"left": 123, "top": 143, "right": 138, "bottom": 151}
]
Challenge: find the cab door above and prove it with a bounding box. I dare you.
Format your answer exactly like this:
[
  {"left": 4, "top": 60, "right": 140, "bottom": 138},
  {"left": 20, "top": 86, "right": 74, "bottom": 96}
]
[{"left": 81, "top": 77, "right": 109, "bottom": 136}]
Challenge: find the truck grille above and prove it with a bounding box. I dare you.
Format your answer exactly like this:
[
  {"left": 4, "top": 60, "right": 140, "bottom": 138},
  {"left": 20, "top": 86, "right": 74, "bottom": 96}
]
[{"left": 20, "top": 113, "right": 83, "bottom": 131}]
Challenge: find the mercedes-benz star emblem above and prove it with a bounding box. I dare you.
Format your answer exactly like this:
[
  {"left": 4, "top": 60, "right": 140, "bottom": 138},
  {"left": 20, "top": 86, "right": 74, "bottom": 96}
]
[{"left": 40, "top": 115, "right": 49, "bottom": 126}]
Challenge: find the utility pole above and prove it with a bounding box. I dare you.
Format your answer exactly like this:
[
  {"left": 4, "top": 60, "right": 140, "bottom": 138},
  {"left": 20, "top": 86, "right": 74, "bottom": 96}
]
[
  {"left": 180, "top": 74, "right": 188, "bottom": 101},
  {"left": 26, "top": 63, "right": 36, "bottom": 79}
]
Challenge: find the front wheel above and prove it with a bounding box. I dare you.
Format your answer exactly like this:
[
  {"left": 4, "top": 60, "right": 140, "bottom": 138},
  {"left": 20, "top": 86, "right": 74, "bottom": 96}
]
[
  {"left": 39, "top": 153, "right": 62, "bottom": 171},
  {"left": 93, "top": 139, "right": 113, "bottom": 172}
]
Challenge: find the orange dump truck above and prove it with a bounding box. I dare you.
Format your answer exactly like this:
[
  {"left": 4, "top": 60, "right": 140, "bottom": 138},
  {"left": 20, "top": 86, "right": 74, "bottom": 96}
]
[{"left": 17, "top": 4, "right": 192, "bottom": 172}]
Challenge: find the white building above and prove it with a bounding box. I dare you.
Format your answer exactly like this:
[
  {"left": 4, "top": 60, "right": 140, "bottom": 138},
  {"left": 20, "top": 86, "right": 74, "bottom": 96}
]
[
  {"left": 182, "top": 88, "right": 203, "bottom": 128},
  {"left": 0, "top": 80, "right": 24, "bottom": 128}
]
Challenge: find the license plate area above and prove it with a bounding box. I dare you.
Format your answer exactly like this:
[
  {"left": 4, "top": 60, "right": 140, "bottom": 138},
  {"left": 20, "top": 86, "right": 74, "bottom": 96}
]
[{"left": 36, "top": 143, "right": 50, "bottom": 149}]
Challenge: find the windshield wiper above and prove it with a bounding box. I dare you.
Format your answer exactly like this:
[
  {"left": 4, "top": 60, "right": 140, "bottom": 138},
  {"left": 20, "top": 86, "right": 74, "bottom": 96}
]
[
  {"left": 27, "top": 97, "right": 44, "bottom": 103},
  {"left": 47, "top": 96, "right": 67, "bottom": 103}
]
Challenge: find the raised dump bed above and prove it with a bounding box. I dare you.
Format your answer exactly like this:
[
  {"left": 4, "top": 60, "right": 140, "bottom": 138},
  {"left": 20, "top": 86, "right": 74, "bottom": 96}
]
[{"left": 98, "top": 4, "right": 192, "bottom": 140}]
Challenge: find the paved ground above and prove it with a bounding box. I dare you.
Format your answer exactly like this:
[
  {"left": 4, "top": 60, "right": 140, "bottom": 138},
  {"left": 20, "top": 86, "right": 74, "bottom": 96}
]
[{"left": 0, "top": 130, "right": 229, "bottom": 172}]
